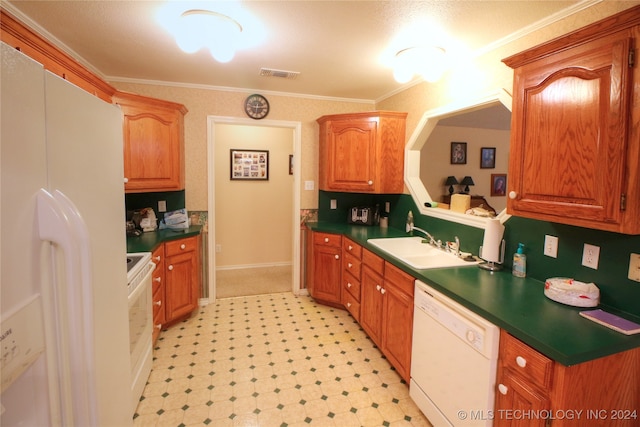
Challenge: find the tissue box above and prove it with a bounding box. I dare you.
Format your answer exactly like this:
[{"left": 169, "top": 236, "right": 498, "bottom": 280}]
[
  {"left": 160, "top": 208, "right": 189, "bottom": 229},
  {"left": 450, "top": 194, "right": 471, "bottom": 213}
]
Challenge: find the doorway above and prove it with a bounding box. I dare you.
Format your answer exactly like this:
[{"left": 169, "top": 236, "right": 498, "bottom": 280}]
[{"left": 207, "top": 116, "right": 302, "bottom": 302}]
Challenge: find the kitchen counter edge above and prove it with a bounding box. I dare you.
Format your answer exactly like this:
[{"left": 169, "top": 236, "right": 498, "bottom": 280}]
[
  {"left": 127, "top": 225, "right": 202, "bottom": 253},
  {"left": 305, "top": 221, "right": 640, "bottom": 366}
]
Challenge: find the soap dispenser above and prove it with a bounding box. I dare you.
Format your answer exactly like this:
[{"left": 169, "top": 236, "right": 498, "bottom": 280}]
[
  {"left": 406, "top": 211, "right": 414, "bottom": 233},
  {"left": 512, "top": 243, "right": 527, "bottom": 277}
]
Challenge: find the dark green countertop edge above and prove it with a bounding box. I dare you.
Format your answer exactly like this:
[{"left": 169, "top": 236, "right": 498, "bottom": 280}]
[
  {"left": 126, "top": 225, "right": 202, "bottom": 253},
  {"left": 306, "top": 221, "right": 640, "bottom": 366}
]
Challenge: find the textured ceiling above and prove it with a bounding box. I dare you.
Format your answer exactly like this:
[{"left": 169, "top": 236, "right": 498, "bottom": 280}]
[{"left": 6, "top": 0, "right": 585, "bottom": 101}]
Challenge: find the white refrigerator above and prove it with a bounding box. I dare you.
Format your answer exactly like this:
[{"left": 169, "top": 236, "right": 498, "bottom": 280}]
[{"left": 1, "top": 42, "right": 133, "bottom": 425}]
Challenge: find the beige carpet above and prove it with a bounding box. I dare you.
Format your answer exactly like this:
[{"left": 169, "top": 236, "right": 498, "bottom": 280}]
[{"left": 216, "top": 265, "right": 292, "bottom": 298}]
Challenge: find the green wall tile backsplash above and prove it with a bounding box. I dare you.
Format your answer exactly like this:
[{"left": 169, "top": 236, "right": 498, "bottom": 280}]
[{"left": 318, "top": 191, "right": 640, "bottom": 318}]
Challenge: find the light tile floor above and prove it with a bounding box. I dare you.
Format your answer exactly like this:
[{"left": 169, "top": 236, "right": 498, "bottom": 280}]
[{"left": 133, "top": 292, "right": 432, "bottom": 427}]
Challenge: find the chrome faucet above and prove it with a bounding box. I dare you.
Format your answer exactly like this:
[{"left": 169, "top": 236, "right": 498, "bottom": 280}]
[{"left": 411, "top": 225, "right": 436, "bottom": 246}]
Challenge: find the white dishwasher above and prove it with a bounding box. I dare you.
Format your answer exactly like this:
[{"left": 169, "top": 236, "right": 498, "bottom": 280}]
[{"left": 410, "top": 280, "right": 499, "bottom": 427}]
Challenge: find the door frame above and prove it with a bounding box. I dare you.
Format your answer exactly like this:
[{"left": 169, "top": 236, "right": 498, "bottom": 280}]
[{"left": 206, "top": 116, "right": 302, "bottom": 303}]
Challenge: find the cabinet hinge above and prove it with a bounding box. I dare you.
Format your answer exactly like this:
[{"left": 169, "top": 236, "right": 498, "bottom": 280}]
[
  {"left": 621, "top": 193, "right": 627, "bottom": 211},
  {"left": 629, "top": 49, "right": 635, "bottom": 68}
]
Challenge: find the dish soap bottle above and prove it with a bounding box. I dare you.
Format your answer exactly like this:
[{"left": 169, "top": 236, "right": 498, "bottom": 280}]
[{"left": 512, "top": 243, "right": 527, "bottom": 277}]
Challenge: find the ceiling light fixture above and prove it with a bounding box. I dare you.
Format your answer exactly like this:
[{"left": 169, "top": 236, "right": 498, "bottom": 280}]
[
  {"left": 393, "top": 46, "right": 448, "bottom": 84},
  {"left": 174, "top": 9, "right": 242, "bottom": 63},
  {"left": 157, "top": 1, "right": 266, "bottom": 64}
]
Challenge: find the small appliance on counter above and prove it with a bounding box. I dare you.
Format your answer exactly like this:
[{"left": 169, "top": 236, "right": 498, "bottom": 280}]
[{"left": 347, "top": 205, "right": 380, "bottom": 226}]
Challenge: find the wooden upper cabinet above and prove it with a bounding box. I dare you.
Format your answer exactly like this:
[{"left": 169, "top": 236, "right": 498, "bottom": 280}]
[
  {"left": 1, "top": 9, "right": 116, "bottom": 102},
  {"left": 114, "top": 91, "right": 188, "bottom": 193},
  {"left": 317, "top": 111, "right": 407, "bottom": 193},
  {"left": 503, "top": 7, "right": 640, "bottom": 234}
]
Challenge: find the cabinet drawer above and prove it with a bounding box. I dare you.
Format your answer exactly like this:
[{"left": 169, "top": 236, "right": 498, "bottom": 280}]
[
  {"left": 342, "top": 290, "right": 360, "bottom": 321},
  {"left": 384, "top": 262, "right": 414, "bottom": 297},
  {"left": 501, "top": 331, "right": 554, "bottom": 390},
  {"left": 343, "top": 238, "right": 362, "bottom": 259},
  {"left": 343, "top": 272, "right": 361, "bottom": 302},
  {"left": 362, "top": 248, "right": 384, "bottom": 276},
  {"left": 343, "top": 252, "right": 361, "bottom": 278},
  {"left": 313, "top": 232, "right": 342, "bottom": 248},
  {"left": 165, "top": 236, "right": 197, "bottom": 256}
]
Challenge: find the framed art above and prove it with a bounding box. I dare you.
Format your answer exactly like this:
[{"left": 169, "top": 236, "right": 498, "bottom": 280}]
[
  {"left": 491, "top": 174, "right": 507, "bottom": 196},
  {"left": 230, "top": 149, "right": 269, "bottom": 180},
  {"left": 450, "top": 142, "right": 467, "bottom": 164},
  {"left": 289, "top": 154, "right": 294, "bottom": 175},
  {"left": 481, "top": 147, "right": 496, "bottom": 169}
]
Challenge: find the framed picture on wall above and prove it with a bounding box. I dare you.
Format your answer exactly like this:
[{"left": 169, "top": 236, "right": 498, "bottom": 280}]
[
  {"left": 230, "top": 149, "right": 269, "bottom": 180},
  {"left": 481, "top": 147, "right": 496, "bottom": 169},
  {"left": 450, "top": 142, "right": 467, "bottom": 164},
  {"left": 491, "top": 174, "right": 507, "bottom": 196}
]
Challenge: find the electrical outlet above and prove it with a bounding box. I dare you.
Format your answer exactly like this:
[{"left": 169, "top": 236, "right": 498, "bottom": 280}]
[
  {"left": 304, "top": 180, "right": 314, "bottom": 190},
  {"left": 330, "top": 199, "right": 337, "bottom": 209},
  {"left": 158, "top": 200, "right": 167, "bottom": 212},
  {"left": 581, "top": 244, "right": 600, "bottom": 269},
  {"left": 385, "top": 201, "right": 391, "bottom": 213},
  {"left": 544, "top": 235, "right": 558, "bottom": 258},
  {"left": 216, "top": 244, "right": 222, "bottom": 253},
  {"left": 629, "top": 253, "right": 640, "bottom": 282}
]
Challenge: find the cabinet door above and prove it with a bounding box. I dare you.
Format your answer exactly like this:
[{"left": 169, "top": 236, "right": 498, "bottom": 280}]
[
  {"left": 165, "top": 237, "right": 199, "bottom": 322},
  {"left": 121, "top": 104, "right": 184, "bottom": 192},
  {"left": 310, "top": 244, "right": 342, "bottom": 304},
  {"left": 360, "top": 265, "right": 384, "bottom": 344},
  {"left": 494, "top": 369, "right": 550, "bottom": 427},
  {"left": 507, "top": 32, "right": 632, "bottom": 228},
  {"left": 151, "top": 245, "right": 165, "bottom": 343},
  {"left": 322, "top": 119, "right": 377, "bottom": 192},
  {"left": 381, "top": 283, "right": 413, "bottom": 383}
]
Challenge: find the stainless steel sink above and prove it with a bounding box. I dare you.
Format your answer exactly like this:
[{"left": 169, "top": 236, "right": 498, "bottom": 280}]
[{"left": 367, "top": 236, "right": 479, "bottom": 269}]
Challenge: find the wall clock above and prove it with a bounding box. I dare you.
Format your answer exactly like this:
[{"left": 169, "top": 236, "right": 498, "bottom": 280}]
[{"left": 244, "top": 94, "right": 270, "bottom": 120}]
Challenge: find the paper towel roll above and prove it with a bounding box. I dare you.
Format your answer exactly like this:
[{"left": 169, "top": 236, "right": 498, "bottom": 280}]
[{"left": 482, "top": 219, "right": 505, "bottom": 263}]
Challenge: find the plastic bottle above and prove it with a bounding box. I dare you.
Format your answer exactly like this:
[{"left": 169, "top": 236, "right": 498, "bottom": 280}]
[
  {"left": 406, "top": 211, "right": 414, "bottom": 233},
  {"left": 512, "top": 243, "right": 527, "bottom": 277}
]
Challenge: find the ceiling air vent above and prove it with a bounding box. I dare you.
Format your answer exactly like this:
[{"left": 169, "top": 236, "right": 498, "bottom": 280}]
[{"left": 259, "top": 68, "right": 300, "bottom": 80}]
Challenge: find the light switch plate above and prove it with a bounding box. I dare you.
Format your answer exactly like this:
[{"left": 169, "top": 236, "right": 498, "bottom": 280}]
[
  {"left": 330, "top": 199, "right": 337, "bottom": 209},
  {"left": 158, "top": 200, "right": 167, "bottom": 212},
  {"left": 629, "top": 253, "right": 640, "bottom": 282},
  {"left": 304, "top": 180, "right": 314, "bottom": 190}
]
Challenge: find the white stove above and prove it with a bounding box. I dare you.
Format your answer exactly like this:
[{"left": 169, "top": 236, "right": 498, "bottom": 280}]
[{"left": 125, "top": 252, "right": 155, "bottom": 414}]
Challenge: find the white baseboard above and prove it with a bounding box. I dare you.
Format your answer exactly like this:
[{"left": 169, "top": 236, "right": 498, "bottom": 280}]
[{"left": 216, "top": 262, "right": 292, "bottom": 271}]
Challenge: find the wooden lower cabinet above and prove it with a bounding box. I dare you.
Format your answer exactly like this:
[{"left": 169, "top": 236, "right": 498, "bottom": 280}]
[
  {"left": 151, "top": 245, "right": 165, "bottom": 344},
  {"left": 342, "top": 238, "right": 362, "bottom": 321},
  {"left": 163, "top": 236, "right": 200, "bottom": 324},
  {"left": 360, "top": 249, "right": 414, "bottom": 383},
  {"left": 307, "top": 231, "right": 342, "bottom": 306},
  {"left": 495, "top": 330, "right": 640, "bottom": 427}
]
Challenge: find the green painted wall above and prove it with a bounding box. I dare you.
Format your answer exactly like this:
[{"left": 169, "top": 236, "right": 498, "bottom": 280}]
[{"left": 318, "top": 191, "right": 640, "bottom": 318}]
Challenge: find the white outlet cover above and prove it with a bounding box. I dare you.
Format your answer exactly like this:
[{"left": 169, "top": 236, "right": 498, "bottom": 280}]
[
  {"left": 582, "top": 243, "right": 600, "bottom": 269},
  {"left": 629, "top": 253, "right": 640, "bottom": 282},
  {"left": 304, "top": 180, "right": 314, "bottom": 190},
  {"left": 544, "top": 235, "right": 558, "bottom": 258}
]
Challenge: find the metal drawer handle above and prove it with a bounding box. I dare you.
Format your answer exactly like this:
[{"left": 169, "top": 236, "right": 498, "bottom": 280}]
[
  {"left": 347, "top": 282, "right": 352, "bottom": 288},
  {"left": 324, "top": 237, "right": 329, "bottom": 243},
  {"left": 368, "top": 180, "right": 373, "bottom": 185},
  {"left": 516, "top": 356, "right": 527, "bottom": 368},
  {"left": 498, "top": 384, "right": 508, "bottom": 395},
  {"left": 347, "top": 302, "right": 351, "bottom": 308},
  {"left": 180, "top": 244, "right": 186, "bottom": 250},
  {"left": 380, "top": 288, "right": 386, "bottom": 295},
  {"left": 376, "top": 285, "right": 381, "bottom": 291},
  {"left": 155, "top": 324, "right": 162, "bottom": 330},
  {"left": 168, "top": 265, "right": 174, "bottom": 271},
  {"left": 334, "top": 254, "right": 340, "bottom": 260},
  {"left": 153, "top": 256, "right": 161, "bottom": 262},
  {"left": 348, "top": 263, "right": 353, "bottom": 268},
  {"left": 154, "top": 277, "right": 161, "bottom": 283},
  {"left": 348, "top": 245, "right": 353, "bottom": 250},
  {"left": 154, "top": 300, "right": 162, "bottom": 306},
  {"left": 509, "top": 191, "right": 518, "bottom": 200}
]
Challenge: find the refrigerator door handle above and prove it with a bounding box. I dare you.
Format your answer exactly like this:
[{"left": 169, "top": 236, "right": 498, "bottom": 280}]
[{"left": 36, "top": 189, "right": 97, "bottom": 426}]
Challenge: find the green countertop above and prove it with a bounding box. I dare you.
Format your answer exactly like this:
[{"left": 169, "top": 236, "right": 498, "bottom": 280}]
[
  {"left": 126, "top": 225, "right": 202, "bottom": 253},
  {"left": 306, "top": 221, "right": 640, "bottom": 366}
]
